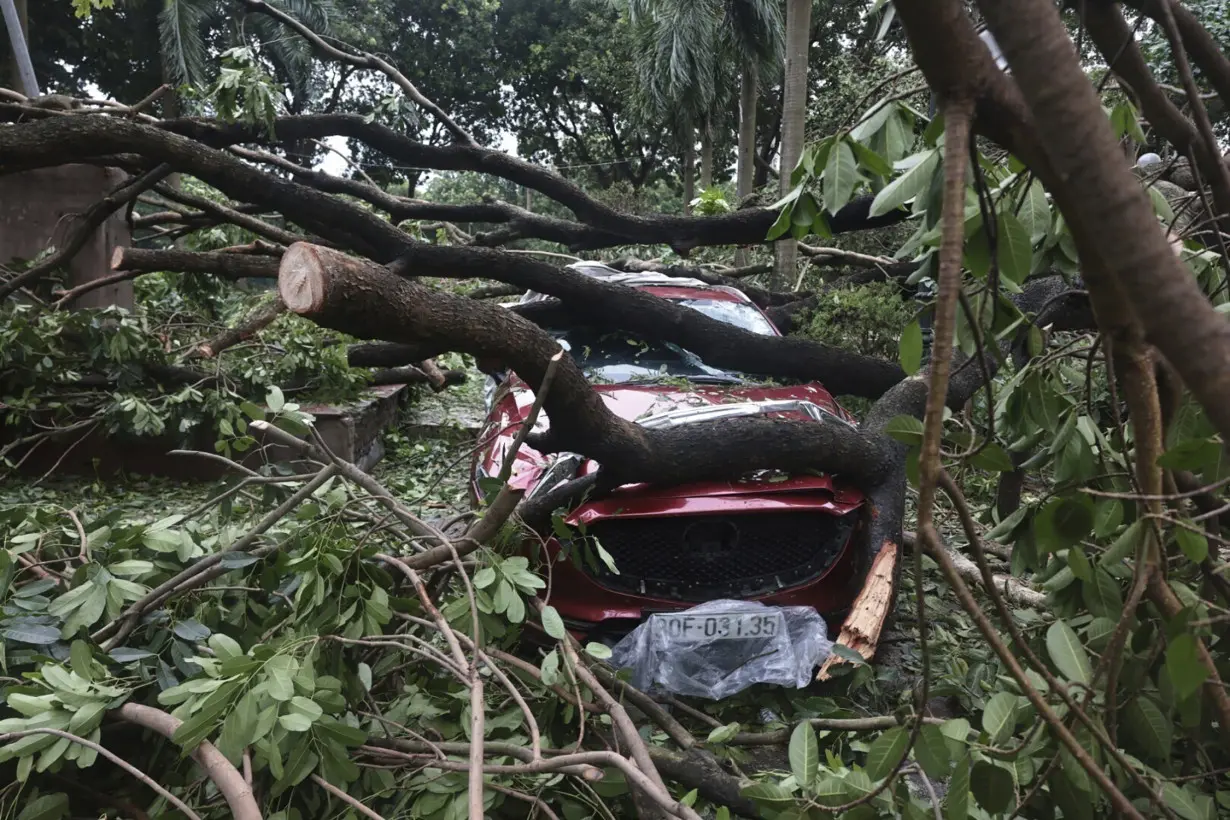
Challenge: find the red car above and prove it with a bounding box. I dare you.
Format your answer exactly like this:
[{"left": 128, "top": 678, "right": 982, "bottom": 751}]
[{"left": 471, "top": 263, "right": 866, "bottom": 643}]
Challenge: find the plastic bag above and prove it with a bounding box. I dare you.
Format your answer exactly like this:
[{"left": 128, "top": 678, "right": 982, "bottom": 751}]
[{"left": 608, "top": 600, "right": 832, "bottom": 700}]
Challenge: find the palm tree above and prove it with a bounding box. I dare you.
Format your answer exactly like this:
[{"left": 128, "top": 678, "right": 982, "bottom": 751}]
[
  {"left": 157, "top": 0, "right": 334, "bottom": 113},
  {"left": 625, "top": 0, "right": 782, "bottom": 213},
  {"left": 773, "top": 0, "right": 811, "bottom": 287}
]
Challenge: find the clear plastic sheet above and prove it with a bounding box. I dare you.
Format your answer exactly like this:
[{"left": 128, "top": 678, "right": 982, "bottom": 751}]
[{"left": 608, "top": 600, "right": 832, "bottom": 700}]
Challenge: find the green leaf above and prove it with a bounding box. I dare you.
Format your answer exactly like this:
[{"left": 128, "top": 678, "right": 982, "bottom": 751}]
[
  {"left": 357, "top": 662, "right": 372, "bottom": 692},
  {"left": 1067, "top": 546, "right": 1092, "bottom": 582},
  {"left": 208, "top": 633, "right": 243, "bottom": 661},
  {"left": 289, "top": 696, "right": 323, "bottom": 721},
  {"left": 850, "top": 139, "right": 893, "bottom": 176},
  {"left": 870, "top": 149, "right": 939, "bottom": 217},
  {"left": 1162, "top": 782, "right": 1203, "bottom": 820},
  {"left": 865, "top": 726, "right": 909, "bottom": 780},
  {"left": 1123, "top": 697, "right": 1172, "bottom": 761},
  {"left": 1100, "top": 520, "right": 1143, "bottom": 567},
  {"left": 1175, "top": 525, "right": 1209, "bottom": 563},
  {"left": 741, "top": 782, "right": 797, "bottom": 806},
  {"left": 472, "top": 567, "right": 496, "bottom": 589},
  {"left": 1046, "top": 620, "right": 1093, "bottom": 685},
  {"left": 279, "top": 713, "right": 313, "bottom": 732},
  {"left": 885, "top": 414, "right": 924, "bottom": 445},
  {"left": 584, "top": 642, "right": 612, "bottom": 660},
  {"left": 997, "top": 211, "right": 1032, "bottom": 287},
  {"left": 791, "top": 193, "right": 820, "bottom": 240},
  {"left": 17, "top": 793, "right": 69, "bottom": 820},
  {"left": 898, "top": 317, "right": 923, "bottom": 375},
  {"left": 914, "top": 724, "right": 951, "bottom": 779},
  {"left": 788, "top": 721, "right": 819, "bottom": 788},
  {"left": 69, "top": 701, "right": 107, "bottom": 734},
  {"left": 970, "top": 442, "right": 1015, "bottom": 472},
  {"left": 540, "top": 649, "right": 560, "bottom": 686},
  {"left": 1166, "top": 633, "right": 1209, "bottom": 702},
  {"left": 505, "top": 590, "right": 526, "bottom": 624},
  {"left": 1049, "top": 768, "right": 1092, "bottom": 820},
  {"left": 172, "top": 620, "right": 211, "bottom": 642},
  {"left": 266, "top": 385, "right": 286, "bottom": 413},
  {"left": 1158, "top": 437, "right": 1221, "bottom": 470},
  {"left": 970, "top": 761, "right": 1014, "bottom": 813},
  {"left": 1093, "top": 499, "right": 1124, "bottom": 538},
  {"left": 824, "top": 140, "right": 859, "bottom": 214},
  {"left": 946, "top": 753, "right": 970, "bottom": 820},
  {"left": 1035, "top": 495, "right": 1094, "bottom": 553},
  {"left": 541, "top": 605, "right": 566, "bottom": 641},
  {"left": 765, "top": 205, "right": 794, "bottom": 241},
  {"left": 61, "top": 583, "right": 107, "bottom": 637},
  {"left": 1083, "top": 568, "right": 1124, "bottom": 620},
  {"left": 3, "top": 625, "right": 63, "bottom": 645},
  {"left": 982, "top": 692, "right": 1017, "bottom": 745},
  {"left": 1018, "top": 180, "right": 1051, "bottom": 244},
  {"left": 706, "top": 722, "right": 740, "bottom": 744}
]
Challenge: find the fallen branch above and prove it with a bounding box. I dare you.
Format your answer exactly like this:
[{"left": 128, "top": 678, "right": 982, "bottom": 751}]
[
  {"left": 111, "top": 246, "right": 281, "bottom": 278},
  {"left": 116, "top": 703, "right": 261, "bottom": 820},
  {"left": 196, "top": 296, "right": 286, "bottom": 358},
  {"left": 0, "top": 728, "right": 202, "bottom": 820},
  {"left": 310, "top": 775, "right": 386, "bottom": 820},
  {"left": 816, "top": 540, "right": 898, "bottom": 680}
]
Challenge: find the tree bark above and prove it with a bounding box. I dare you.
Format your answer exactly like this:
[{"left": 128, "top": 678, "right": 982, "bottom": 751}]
[
  {"left": 682, "top": 136, "right": 695, "bottom": 214},
  {"left": 111, "top": 247, "right": 281, "bottom": 280},
  {"left": 278, "top": 242, "right": 900, "bottom": 491},
  {"left": 3, "top": 113, "right": 911, "bottom": 254},
  {"left": 735, "top": 62, "right": 758, "bottom": 267},
  {"left": 976, "top": 0, "right": 1230, "bottom": 448},
  {"left": 699, "top": 119, "right": 713, "bottom": 191},
  {"left": 774, "top": 0, "right": 812, "bottom": 289},
  {"left": 195, "top": 296, "right": 286, "bottom": 359}
]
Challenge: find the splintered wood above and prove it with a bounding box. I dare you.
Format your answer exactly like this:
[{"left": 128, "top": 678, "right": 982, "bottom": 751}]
[{"left": 816, "top": 540, "right": 898, "bottom": 681}]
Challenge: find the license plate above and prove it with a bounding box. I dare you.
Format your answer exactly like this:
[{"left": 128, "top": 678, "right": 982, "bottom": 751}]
[{"left": 656, "top": 611, "right": 783, "bottom": 642}]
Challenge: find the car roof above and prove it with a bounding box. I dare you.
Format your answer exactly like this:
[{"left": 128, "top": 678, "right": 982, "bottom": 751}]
[{"left": 514, "top": 260, "right": 756, "bottom": 305}]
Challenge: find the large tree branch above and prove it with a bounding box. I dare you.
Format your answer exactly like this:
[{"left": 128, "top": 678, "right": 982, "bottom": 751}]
[
  {"left": 1083, "top": 1, "right": 1230, "bottom": 230},
  {"left": 974, "top": 0, "right": 1230, "bottom": 449},
  {"left": 157, "top": 114, "right": 910, "bottom": 252},
  {"left": 278, "top": 242, "right": 901, "bottom": 492}
]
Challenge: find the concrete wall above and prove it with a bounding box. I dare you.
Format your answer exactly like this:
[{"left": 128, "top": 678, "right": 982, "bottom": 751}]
[{"left": 0, "top": 164, "right": 133, "bottom": 309}]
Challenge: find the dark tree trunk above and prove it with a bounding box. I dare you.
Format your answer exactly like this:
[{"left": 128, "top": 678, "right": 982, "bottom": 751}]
[
  {"left": 736, "top": 62, "right": 758, "bottom": 267},
  {"left": 682, "top": 137, "right": 695, "bottom": 214}
]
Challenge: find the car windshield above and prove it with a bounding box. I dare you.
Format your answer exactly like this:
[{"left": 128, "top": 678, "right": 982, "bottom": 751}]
[{"left": 550, "top": 297, "right": 776, "bottom": 385}]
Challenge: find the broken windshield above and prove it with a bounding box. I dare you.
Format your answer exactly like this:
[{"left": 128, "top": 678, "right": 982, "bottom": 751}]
[{"left": 551, "top": 298, "right": 776, "bottom": 385}]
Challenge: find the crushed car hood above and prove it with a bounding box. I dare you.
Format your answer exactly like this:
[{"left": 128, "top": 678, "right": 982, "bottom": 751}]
[{"left": 476, "top": 379, "right": 864, "bottom": 510}]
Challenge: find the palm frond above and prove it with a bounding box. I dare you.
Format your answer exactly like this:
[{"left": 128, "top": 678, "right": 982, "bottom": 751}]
[
  {"left": 722, "top": 0, "right": 784, "bottom": 78},
  {"left": 269, "top": 0, "right": 336, "bottom": 36},
  {"left": 158, "top": 0, "right": 211, "bottom": 87}
]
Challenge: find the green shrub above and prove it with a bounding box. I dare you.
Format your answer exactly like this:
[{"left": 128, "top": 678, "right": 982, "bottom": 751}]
[{"left": 792, "top": 280, "right": 918, "bottom": 363}]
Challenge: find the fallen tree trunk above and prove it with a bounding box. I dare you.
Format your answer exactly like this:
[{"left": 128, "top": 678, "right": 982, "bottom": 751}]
[
  {"left": 279, "top": 242, "right": 902, "bottom": 490},
  {"left": 112, "top": 247, "right": 281, "bottom": 280}
]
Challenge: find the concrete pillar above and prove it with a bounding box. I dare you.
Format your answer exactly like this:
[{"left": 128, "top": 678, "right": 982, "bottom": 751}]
[{"left": 0, "top": 164, "right": 134, "bottom": 309}]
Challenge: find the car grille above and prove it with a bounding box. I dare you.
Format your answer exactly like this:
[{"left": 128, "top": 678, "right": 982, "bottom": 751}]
[{"left": 580, "top": 511, "right": 858, "bottom": 602}]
